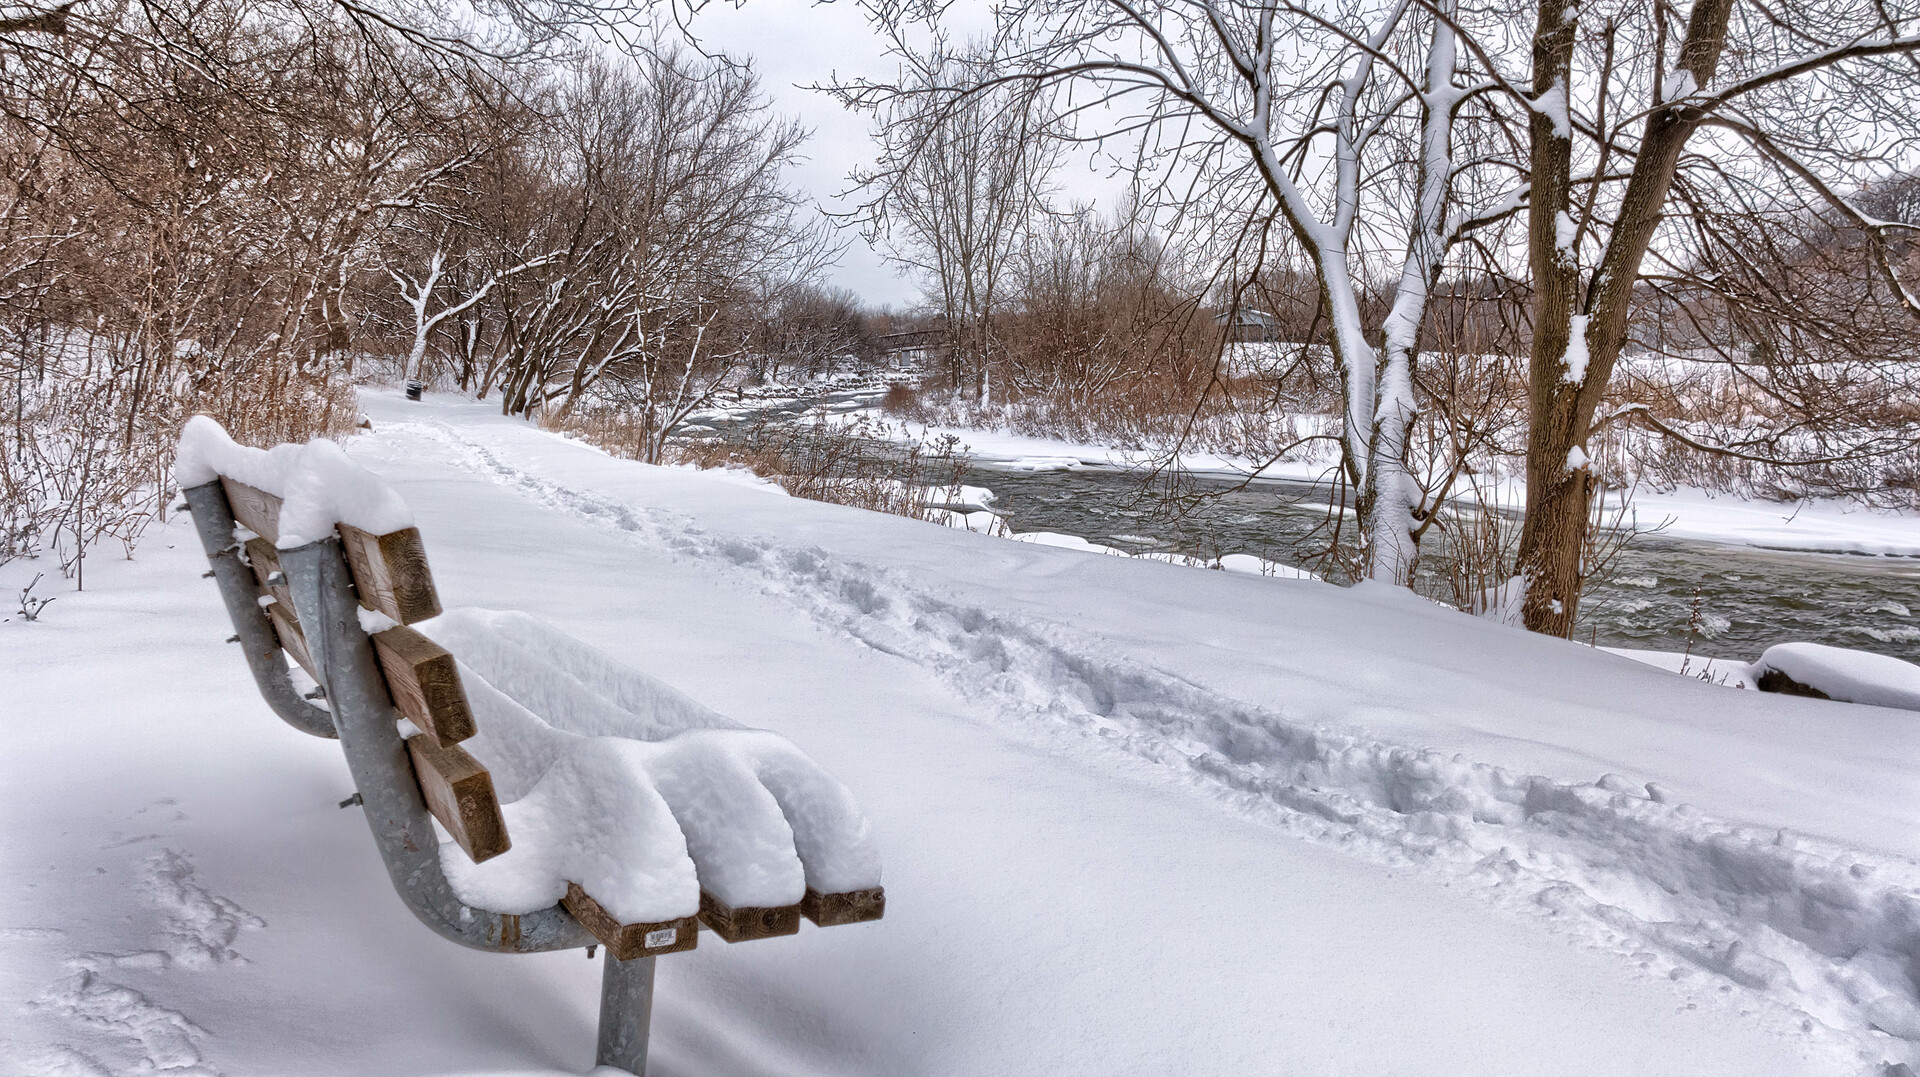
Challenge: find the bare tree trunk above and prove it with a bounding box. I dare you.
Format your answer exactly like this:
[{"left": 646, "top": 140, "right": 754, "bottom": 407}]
[
  {"left": 1357, "top": 4, "right": 1461, "bottom": 585},
  {"left": 1513, "top": 0, "right": 1586, "bottom": 636},
  {"left": 1516, "top": 0, "right": 1737, "bottom": 636}
]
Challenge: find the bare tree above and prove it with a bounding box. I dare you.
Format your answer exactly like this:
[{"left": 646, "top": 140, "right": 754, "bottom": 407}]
[
  {"left": 1511, "top": 0, "right": 1920, "bottom": 635},
  {"left": 0, "top": 3, "right": 70, "bottom": 38},
  {"left": 751, "top": 283, "right": 874, "bottom": 382},
  {"left": 0, "top": 0, "right": 475, "bottom": 568},
  {"left": 0, "top": 0, "right": 635, "bottom": 571},
  {"left": 471, "top": 51, "right": 834, "bottom": 460},
  {"left": 842, "top": 0, "right": 1527, "bottom": 584},
  {"left": 383, "top": 243, "right": 555, "bottom": 396},
  {"left": 852, "top": 46, "right": 1061, "bottom": 405}
]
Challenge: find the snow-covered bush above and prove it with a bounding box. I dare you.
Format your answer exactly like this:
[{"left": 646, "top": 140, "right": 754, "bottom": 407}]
[
  {"left": 0, "top": 0, "right": 451, "bottom": 574},
  {"left": 1, "top": 333, "right": 354, "bottom": 577}
]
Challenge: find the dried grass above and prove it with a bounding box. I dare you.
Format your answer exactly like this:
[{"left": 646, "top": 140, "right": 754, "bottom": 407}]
[
  {"left": 2, "top": 335, "right": 355, "bottom": 581},
  {"left": 547, "top": 404, "right": 972, "bottom": 522}
]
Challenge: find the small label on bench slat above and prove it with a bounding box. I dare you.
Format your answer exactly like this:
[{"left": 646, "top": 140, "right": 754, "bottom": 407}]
[{"left": 561, "top": 883, "right": 698, "bottom": 959}]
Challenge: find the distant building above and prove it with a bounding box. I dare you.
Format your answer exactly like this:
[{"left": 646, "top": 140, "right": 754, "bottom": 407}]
[
  {"left": 878, "top": 328, "right": 944, "bottom": 368},
  {"left": 1214, "top": 308, "right": 1283, "bottom": 343}
]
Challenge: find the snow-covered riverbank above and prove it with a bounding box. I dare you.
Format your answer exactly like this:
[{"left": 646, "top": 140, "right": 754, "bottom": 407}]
[
  {"left": 4, "top": 390, "right": 1917, "bottom": 1075},
  {"left": 875, "top": 416, "right": 1920, "bottom": 559}
]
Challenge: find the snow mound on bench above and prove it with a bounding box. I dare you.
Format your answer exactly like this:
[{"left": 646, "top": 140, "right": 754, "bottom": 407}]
[
  {"left": 444, "top": 734, "right": 703, "bottom": 923},
  {"left": 422, "top": 608, "right": 881, "bottom": 923},
  {"left": 176, "top": 416, "right": 412, "bottom": 545},
  {"left": 1753, "top": 642, "right": 1920, "bottom": 711}
]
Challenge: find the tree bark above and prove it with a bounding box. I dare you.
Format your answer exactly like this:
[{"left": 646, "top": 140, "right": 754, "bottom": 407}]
[
  {"left": 1513, "top": 0, "right": 1584, "bottom": 636},
  {"left": 1516, "top": 0, "right": 1735, "bottom": 636}
]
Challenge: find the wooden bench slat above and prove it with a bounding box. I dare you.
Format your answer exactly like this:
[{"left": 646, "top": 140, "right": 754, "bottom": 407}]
[
  {"left": 800, "top": 886, "right": 885, "bottom": 927},
  {"left": 221, "top": 477, "right": 282, "bottom": 543},
  {"left": 338, "top": 523, "right": 441, "bottom": 625},
  {"left": 563, "top": 882, "right": 699, "bottom": 960},
  {"left": 242, "top": 535, "right": 281, "bottom": 581},
  {"left": 406, "top": 735, "right": 509, "bottom": 863},
  {"left": 697, "top": 891, "right": 801, "bottom": 943},
  {"left": 371, "top": 627, "right": 475, "bottom": 747},
  {"left": 269, "top": 604, "right": 318, "bottom": 680},
  {"left": 218, "top": 479, "right": 441, "bottom": 626},
  {"left": 242, "top": 537, "right": 298, "bottom": 611},
  {"left": 244, "top": 535, "right": 310, "bottom": 675}
]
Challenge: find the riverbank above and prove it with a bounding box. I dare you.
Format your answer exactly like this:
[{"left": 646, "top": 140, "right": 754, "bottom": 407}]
[
  {"left": 875, "top": 417, "right": 1920, "bottom": 559},
  {"left": 674, "top": 381, "right": 1920, "bottom": 662}
]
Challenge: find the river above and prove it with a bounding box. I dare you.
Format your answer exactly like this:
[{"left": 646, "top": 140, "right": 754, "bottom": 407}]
[
  {"left": 961, "top": 463, "right": 1920, "bottom": 664},
  {"left": 688, "top": 384, "right": 1920, "bottom": 664}
]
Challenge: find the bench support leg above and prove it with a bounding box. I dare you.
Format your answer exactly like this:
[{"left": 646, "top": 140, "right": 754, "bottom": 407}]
[{"left": 597, "top": 951, "right": 657, "bottom": 1075}]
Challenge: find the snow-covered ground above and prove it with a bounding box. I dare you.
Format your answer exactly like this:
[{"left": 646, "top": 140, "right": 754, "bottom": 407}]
[{"left": 4, "top": 390, "right": 1918, "bottom": 1075}]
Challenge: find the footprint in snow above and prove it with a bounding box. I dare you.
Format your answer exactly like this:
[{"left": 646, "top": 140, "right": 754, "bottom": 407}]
[{"left": 30, "top": 849, "right": 260, "bottom": 1075}]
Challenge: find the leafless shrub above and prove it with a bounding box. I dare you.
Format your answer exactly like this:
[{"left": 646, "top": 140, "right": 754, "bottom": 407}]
[
  {"left": 548, "top": 405, "right": 974, "bottom": 524},
  {"left": 736, "top": 418, "right": 970, "bottom": 521},
  {"left": 2, "top": 332, "right": 353, "bottom": 578},
  {"left": 1424, "top": 471, "right": 1640, "bottom": 625},
  {"left": 672, "top": 436, "right": 788, "bottom": 477},
  {"left": 1434, "top": 492, "right": 1525, "bottom": 622},
  {"left": 880, "top": 382, "right": 922, "bottom": 417},
  {"left": 0, "top": 0, "right": 465, "bottom": 572},
  {"left": 14, "top": 571, "right": 52, "bottom": 620}
]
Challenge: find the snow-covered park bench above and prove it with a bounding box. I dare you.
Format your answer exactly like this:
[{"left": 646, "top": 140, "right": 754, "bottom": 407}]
[{"left": 174, "top": 417, "right": 883, "bottom": 1074}]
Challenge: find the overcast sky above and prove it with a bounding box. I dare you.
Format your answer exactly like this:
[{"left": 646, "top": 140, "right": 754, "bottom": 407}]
[
  {"left": 689, "top": 0, "right": 924, "bottom": 309},
  {"left": 687, "top": 0, "right": 1126, "bottom": 312}
]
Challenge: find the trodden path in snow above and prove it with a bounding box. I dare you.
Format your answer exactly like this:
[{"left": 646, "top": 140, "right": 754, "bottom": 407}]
[{"left": 0, "top": 389, "right": 1910, "bottom": 1075}]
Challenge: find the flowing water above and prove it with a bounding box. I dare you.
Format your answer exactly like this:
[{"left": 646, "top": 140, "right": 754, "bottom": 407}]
[
  {"left": 963, "top": 464, "right": 1920, "bottom": 663},
  {"left": 688, "top": 386, "right": 1920, "bottom": 664}
]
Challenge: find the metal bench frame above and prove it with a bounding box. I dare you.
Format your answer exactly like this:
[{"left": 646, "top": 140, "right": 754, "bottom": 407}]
[{"left": 184, "top": 479, "right": 657, "bottom": 1072}]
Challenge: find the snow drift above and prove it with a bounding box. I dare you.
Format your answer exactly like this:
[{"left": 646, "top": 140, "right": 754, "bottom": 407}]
[{"left": 10, "top": 393, "right": 1916, "bottom": 1074}]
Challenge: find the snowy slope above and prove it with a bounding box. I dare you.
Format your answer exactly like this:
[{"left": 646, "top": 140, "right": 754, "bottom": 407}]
[{"left": 3, "top": 389, "right": 1916, "bottom": 1075}]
